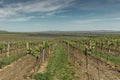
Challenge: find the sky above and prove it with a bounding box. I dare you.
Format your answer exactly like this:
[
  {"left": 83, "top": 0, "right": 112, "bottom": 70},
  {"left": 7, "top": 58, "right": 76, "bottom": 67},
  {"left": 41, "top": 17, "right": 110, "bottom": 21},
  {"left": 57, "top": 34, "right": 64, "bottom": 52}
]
[{"left": 0, "top": 0, "right": 120, "bottom": 32}]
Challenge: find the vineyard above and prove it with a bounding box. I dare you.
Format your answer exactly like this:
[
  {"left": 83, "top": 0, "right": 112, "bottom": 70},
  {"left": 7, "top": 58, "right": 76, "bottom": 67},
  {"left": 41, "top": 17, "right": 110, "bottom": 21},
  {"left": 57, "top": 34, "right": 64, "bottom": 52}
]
[{"left": 0, "top": 34, "right": 120, "bottom": 80}]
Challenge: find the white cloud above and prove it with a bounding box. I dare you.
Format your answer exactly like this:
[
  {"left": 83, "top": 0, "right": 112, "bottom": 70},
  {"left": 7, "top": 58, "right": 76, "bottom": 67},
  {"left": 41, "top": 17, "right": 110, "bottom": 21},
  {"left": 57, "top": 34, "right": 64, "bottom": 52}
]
[
  {"left": 73, "top": 16, "right": 120, "bottom": 25},
  {"left": 0, "top": 16, "right": 34, "bottom": 22},
  {"left": 0, "top": 0, "right": 74, "bottom": 18},
  {"left": 0, "top": 0, "right": 3, "bottom": 4},
  {"left": 73, "top": 19, "right": 102, "bottom": 24},
  {"left": 21, "top": 0, "right": 74, "bottom": 12},
  {"left": 8, "top": 16, "right": 34, "bottom": 22},
  {"left": 78, "top": 0, "right": 120, "bottom": 10},
  {"left": 46, "top": 10, "right": 66, "bottom": 16},
  {"left": 0, "top": 7, "right": 17, "bottom": 18},
  {"left": 111, "top": 17, "right": 120, "bottom": 20}
]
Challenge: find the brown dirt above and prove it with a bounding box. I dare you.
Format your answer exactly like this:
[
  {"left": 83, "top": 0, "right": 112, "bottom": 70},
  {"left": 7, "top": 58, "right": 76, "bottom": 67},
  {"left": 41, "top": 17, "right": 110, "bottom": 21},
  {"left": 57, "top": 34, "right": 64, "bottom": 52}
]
[
  {"left": 65, "top": 46, "right": 120, "bottom": 80},
  {"left": 96, "top": 46, "right": 120, "bottom": 58},
  {"left": 0, "top": 48, "right": 26, "bottom": 61},
  {"left": 0, "top": 55, "right": 35, "bottom": 80},
  {"left": 37, "top": 61, "right": 48, "bottom": 73}
]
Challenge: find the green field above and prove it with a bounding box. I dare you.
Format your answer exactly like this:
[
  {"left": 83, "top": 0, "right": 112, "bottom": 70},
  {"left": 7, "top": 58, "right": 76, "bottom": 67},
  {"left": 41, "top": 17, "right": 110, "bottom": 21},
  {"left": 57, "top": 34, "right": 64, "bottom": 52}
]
[{"left": 0, "top": 32, "right": 119, "bottom": 80}]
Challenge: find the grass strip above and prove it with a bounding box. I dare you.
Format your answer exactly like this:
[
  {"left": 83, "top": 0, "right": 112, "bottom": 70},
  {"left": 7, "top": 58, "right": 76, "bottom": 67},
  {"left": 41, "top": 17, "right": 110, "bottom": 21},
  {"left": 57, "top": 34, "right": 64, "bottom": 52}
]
[
  {"left": 79, "top": 45, "right": 120, "bottom": 66},
  {"left": 91, "top": 50, "right": 120, "bottom": 66},
  {"left": 0, "top": 52, "right": 27, "bottom": 68},
  {"left": 33, "top": 45, "right": 75, "bottom": 80}
]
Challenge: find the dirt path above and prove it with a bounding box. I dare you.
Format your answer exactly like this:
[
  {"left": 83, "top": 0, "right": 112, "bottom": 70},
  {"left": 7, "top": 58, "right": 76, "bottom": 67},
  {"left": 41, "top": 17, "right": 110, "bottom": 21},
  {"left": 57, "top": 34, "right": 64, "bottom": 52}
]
[
  {"left": 96, "top": 46, "right": 120, "bottom": 58},
  {"left": 89, "top": 54, "right": 120, "bottom": 80},
  {"left": 64, "top": 46, "right": 120, "bottom": 80},
  {"left": 0, "top": 48, "right": 25, "bottom": 61},
  {"left": 0, "top": 55, "right": 35, "bottom": 80},
  {"left": 74, "top": 49, "right": 120, "bottom": 80},
  {"left": 37, "top": 61, "right": 48, "bottom": 73}
]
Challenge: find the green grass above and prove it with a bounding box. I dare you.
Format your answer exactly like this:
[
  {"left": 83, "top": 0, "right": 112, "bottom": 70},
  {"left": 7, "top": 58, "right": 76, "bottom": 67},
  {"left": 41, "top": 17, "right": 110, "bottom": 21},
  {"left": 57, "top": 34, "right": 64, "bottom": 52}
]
[
  {"left": 33, "top": 45, "right": 75, "bottom": 80},
  {"left": 0, "top": 52, "right": 27, "bottom": 68},
  {"left": 91, "top": 50, "right": 120, "bottom": 66},
  {"left": 79, "top": 45, "right": 120, "bottom": 66}
]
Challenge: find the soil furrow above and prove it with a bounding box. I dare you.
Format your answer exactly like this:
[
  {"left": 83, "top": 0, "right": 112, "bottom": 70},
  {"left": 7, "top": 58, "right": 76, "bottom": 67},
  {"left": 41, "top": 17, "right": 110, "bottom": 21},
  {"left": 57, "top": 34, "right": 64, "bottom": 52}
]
[{"left": 0, "top": 55, "right": 35, "bottom": 80}]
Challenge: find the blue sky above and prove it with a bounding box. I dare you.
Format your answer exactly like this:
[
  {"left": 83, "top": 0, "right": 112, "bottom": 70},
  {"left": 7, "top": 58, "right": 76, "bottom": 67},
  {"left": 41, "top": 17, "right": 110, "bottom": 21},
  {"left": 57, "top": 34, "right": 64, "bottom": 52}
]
[{"left": 0, "top": 0, "right": 120, "bottom": 32}]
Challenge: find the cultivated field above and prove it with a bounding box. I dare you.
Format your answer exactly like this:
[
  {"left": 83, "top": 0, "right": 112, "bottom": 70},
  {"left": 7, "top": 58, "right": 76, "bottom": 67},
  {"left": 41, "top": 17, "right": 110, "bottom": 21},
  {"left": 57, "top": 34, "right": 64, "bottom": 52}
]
[{"left": 0, "top": 32, "right": 120, "bottom": 80}]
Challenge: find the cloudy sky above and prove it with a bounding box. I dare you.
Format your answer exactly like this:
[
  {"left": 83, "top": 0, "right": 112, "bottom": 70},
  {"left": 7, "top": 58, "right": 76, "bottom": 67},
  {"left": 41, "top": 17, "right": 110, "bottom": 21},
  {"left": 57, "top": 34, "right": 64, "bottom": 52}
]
[{"left": 0, "top": 0, "right": 120, "bottom": 32}]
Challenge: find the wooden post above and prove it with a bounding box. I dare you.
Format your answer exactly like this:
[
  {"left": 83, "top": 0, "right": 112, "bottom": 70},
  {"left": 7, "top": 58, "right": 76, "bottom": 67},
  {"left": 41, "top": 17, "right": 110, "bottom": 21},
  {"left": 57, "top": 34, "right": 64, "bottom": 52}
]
[
  {"left": 42, "top": 49, "right": 45, "bottom": 63},
  {"left": 97, "top": 59, "right": 100, "bottom": 80},
  {"left": 49, "top": 46, "right": 50, "bottom": 55},
  {"left": 7, "top": 44, "right": 10, "bottom": 57},
  {"left": 108, "top": 49, "right": 111, "bottom": 53},
  {"left": 67, "top": 43, "right": 70, "bottom": 61},
  {"left": 26, "top": 42, "right": 29, "bottom": 49}
]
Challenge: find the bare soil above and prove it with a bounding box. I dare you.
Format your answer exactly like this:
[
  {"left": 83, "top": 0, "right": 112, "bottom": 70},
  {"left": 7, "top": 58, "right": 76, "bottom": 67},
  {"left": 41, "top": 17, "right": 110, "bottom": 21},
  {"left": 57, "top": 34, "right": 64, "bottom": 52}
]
[
  {"left": 37, "top": 61, "right": 48, "bottom": 73},
  {"left": 0, "top": 55, "right": 35, "bottom": 80},
  {"left": 96, "top": 46, "right": 120, "bottom": 58},
  {"left": 0, "top": 48, "right": 26, "bottom": 61},
  {"left": 65, "top": 46, "right": 120, "bottom": 80}
]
